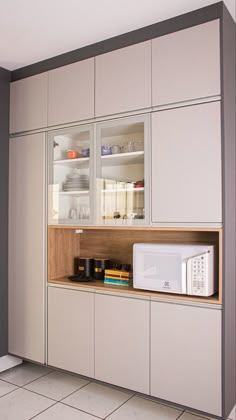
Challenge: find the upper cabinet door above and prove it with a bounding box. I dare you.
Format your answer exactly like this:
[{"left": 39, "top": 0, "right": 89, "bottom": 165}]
[
  {"left": 10, "top": 73, "right": 48, "bottom": 134},
  {"left": 151, "top": 101, "right": 222, "bottom": 225},
  {"left": 48, "top": 58, "right": 94, "bottom": 127},
  {"left": 95, "top": 41, "right": 151, "bottom": 117},
  {"left": 152, "top": 20, "right": 220, "bottom": 106}
]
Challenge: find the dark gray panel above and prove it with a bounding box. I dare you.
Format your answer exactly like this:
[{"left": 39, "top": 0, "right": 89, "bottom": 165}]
[
  {"left": 221, "top": 5, "right": 236, "bottom": 418},
  {"left": 0, "top": 67, "right": 10, "bottom": 357},
  {"left": 11, "top": 2, "right": 222, "bottom": 81}
]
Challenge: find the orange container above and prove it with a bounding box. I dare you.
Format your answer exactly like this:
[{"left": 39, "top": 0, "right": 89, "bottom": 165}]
[{"left": 67, "top": 150, "right": 78, "bottom": 159}]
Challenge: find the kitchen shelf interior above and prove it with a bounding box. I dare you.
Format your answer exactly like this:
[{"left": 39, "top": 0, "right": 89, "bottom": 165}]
[
  {"left": 96, "top": 117, "right": 146, "bottom": 225},
  {"left": 48, "top": 125, "right": 93, "bottom": 225}
]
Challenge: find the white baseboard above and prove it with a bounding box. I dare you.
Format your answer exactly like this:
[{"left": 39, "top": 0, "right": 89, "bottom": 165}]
[{"left": 0, "top": 355, "right": 22, "bottom": 372}]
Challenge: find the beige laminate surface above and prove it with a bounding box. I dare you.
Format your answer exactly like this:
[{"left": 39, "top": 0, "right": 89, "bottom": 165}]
[
  {"left": 152, "top": 20, "right": 220, "bottom": 106},
  {"left": 151, "top": 301, "right": 222, "bottom": 416},
  {"left": 95, "top": 293, "right": 150, "bottom": 393},
  {"left": 151, "top": 101, "right": 222, "bottom": 224},
  {"left": 10, "top": 73, "right": 48, "bottom": 134},
  {"left": 95, "top": 41, "right": 151, "bottom": 117},
  {"left": 48, "top": 287, "right": 95, "bottom": 378},
  {"left": 8, "top": 133, "right": 46, "bottom": 363},
  {"left": 48, "top": 58, "right": 94, "bottom": 126}
]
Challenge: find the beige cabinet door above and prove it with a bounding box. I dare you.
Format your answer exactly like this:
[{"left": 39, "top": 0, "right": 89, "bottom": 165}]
[
  {"left": 151, "top": 301, "right": 222, "bottom": 416},
  {"left": 151, "top": 101, "right": 222, "bottom": 224},
  {"left": 95, "top": 41, "right": 151, "bottom": 117},
  {"left": 10, "top": 73, "right": 48, "bottom": 134},
  {"left": 48, "top": 287, "right": 95, "bottom": 378},
  {"left": 48, "top": 58, "right": 94, "bottom": 126},
  {"left": 152, "top": 20, "right": 220, "bottom": 106},
  {"left": 8, "top": 133, "right": 46, "bottom": 363},
  {"left": 95, "top": 293, "right": 149, "bottom": 393}
]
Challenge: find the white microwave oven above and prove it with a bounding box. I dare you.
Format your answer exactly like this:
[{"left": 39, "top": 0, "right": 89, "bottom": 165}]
[{"left": 133, "top": 243, "right": 217, "bottom": 296}]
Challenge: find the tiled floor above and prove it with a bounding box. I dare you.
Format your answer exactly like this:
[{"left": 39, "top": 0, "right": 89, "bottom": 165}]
[{"left": 0, "top": 362, "right": 235, "bottom": 420}]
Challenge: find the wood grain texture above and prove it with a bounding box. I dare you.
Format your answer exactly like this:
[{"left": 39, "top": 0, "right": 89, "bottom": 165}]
[
  {"left": 49, "top": 225, "right": 221, "bottom": 232},
  {"left": 48, "top": 228, "right": 80, "bottom": 279},
  {"left": 79, "top": 229, "right": 219, "bottom": 265},
  {"left": 48, "top": 227, "right": 221, "bottom": 303}
]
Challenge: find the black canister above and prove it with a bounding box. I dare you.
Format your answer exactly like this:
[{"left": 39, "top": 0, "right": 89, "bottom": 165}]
[
  {"left": 94, "top": 258, "right": 110, "bottom": 280},
  {"left": 78, "top": 257, "right": 94, "bottom": 279}
]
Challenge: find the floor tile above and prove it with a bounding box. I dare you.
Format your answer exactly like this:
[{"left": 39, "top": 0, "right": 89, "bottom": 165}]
[
  {"left": 33, "top": 402, "right": 98, "bottom": 419},
  {"left": 106, "top": 395, "right": 182, "bottom": 419},
  {"left": 0, "top": 362, "right": 52, "bottom": 386},
  {"left": 229, "top": 405, "right": 236, "bottom": 420},
  {"left": 0, "top": 379, "right": 18, "bottom": 397},
  {"left": 25, "top": 370, "right": 89, "bottom": 401},
  {"left": 62, "top": 382, "right": 131, "bottom": 418},
  {"left": 0, "top": 388, "right": 54, "bottom": 420}
]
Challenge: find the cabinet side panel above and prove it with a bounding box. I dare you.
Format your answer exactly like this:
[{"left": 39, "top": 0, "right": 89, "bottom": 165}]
[
  {"left": 8, "top": 133, "right": 45, "bottom": 363},
  {"left": 221, "top": 7, "right": 236, "bottom": 418},
  {"left": 0, "top": 68, "right": 10, "bottom": 357}
]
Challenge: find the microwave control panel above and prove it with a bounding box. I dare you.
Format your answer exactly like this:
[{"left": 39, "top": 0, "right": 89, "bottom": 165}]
[{"left": 189, "top": 254, "right": 209, "bottom": 295}]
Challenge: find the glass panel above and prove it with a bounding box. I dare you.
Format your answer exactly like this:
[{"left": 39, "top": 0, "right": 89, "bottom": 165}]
[
  {"left": 48, "top": 125, "right": 93, "bottom": 225},
  {"left": 96, "top": 116, "right": 148, "bottom": 225}
]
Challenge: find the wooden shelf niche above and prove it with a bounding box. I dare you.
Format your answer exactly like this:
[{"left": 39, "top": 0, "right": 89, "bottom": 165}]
[{"left": 48, "top": 226, "right": 222, "bottom": 304}]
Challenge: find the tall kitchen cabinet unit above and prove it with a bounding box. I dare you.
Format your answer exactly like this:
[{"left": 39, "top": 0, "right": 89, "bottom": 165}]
[
  {"left": 8, "top": 2, "right": 235, "bottom": 420},
  {"left": 8, "top": 133, "right": 46, "bottom": 363}
]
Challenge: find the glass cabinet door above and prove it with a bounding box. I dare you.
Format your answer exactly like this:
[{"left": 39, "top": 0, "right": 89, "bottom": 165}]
[
  {"left": 95, "top": 115, "right": 150, "bottom": 225},
  {"left": 48, "top": 124, "right": 94, "bottom": 225}
]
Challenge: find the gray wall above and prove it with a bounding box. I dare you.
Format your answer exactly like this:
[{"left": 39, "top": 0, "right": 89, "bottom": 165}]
[
  {"left": 0, "top": 67, "right": 10, "bottom": 357},
  {"left": 221, "top": 4, "right": 236, "bottom": 419}
]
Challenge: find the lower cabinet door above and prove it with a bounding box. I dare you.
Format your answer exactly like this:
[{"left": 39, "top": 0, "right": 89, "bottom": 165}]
[
  {"left": 95, "top": 293, "right": 150, "bottom": 394},
  {"left": 151, "top": 301, "right": 222, "bottom": 416},
  {"left": 48, "top": 287, "right": 95, "bottom": 378}
]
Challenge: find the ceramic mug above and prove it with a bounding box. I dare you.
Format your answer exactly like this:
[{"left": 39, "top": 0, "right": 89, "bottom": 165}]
[{"left": 67, "top": 150, "right": 78, "bottom": 159}]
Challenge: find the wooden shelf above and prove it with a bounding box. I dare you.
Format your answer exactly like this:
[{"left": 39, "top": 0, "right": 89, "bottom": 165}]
[
  {"left": 48, "top": 278, "right": 221, "bottom": 305},
  {"left": 101, "top": 151, "right": 144, "bottom": 166},
  {"left": 48, "top": 225, "right": 222, "bottom": 232}
]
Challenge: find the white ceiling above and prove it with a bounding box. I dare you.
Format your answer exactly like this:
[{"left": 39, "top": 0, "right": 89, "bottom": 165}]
[{"left": 0, "top": 0, "right": 235, "bottom": 71}]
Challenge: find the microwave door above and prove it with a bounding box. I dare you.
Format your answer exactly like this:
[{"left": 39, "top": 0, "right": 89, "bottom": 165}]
[{"left": 134, "top": 249, "right": 185, "bottom": 293}]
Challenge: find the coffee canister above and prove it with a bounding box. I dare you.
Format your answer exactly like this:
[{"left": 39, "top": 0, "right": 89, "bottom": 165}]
[
  {"left": 77, "top": 257, "right": 94, "bottom": 279},
  {"left": 94, "top": 258, "right": 110, "bottom": 280}
]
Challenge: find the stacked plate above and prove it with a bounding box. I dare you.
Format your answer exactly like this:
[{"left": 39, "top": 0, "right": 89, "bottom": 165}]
[{"left": 63, "top": 174, "right": 89, "bottom": 191}]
